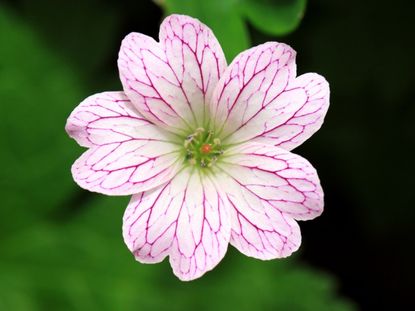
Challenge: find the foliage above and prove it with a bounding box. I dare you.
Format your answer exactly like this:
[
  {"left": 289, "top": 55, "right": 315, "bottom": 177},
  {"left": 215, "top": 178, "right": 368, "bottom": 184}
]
[
  {"left": 162, "top": 0, "right": 306, "bottom": 61},
  {"left": 0, "top": 6, "right": 83, "bottom": 235},
  {"left": 0, "top": 197, "right": 354, "bottom": 311}
]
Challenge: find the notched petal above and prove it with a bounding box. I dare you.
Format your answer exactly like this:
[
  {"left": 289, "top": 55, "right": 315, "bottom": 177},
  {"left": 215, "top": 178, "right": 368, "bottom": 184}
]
[
  {"left": 211, "top": 41, "right": 329, "bottom": 151},
  {"left": 122, "top": 169, "right": 231, "bottom": 281},
  {"left": 221, "top": 173, "right": 302, "bottom": 260},
  {"left": 65, "top": 91, "right": 142, "bottom": 148},
  {"left": 66, "top": 91, "right": 181, "bottom": 195},
  {"left": 253, "top": 73, "right": 330, "bottom": 150},
  {"left": 211, "top": 42, "right": 297, "bottom": 140},
  {"left": 118, "top": 14, "right": 227, "bottom": 133},
  {"left": 217, "top": 141, "right": 324, "bottom": 260},
  {"left": 223, "top": 142, "right": 324, "bottom": 221}
]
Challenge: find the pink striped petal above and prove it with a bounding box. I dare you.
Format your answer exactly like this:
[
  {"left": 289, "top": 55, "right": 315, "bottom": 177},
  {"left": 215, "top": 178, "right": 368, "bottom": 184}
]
[
  {"left": 251, "top": 73, "right": 330, "bottom": 150},
  {"left": 123, "top": 168, "right": 231, "bottom": 281},
  {"left": 222, "top": 142, "right": 323, "bottom": 221},
  {"left": 222, "top": 174, "right": 301, "bottom": 260},
  {"left": 118, "top": 14, "right": 227, "bottom": 134},
  {"left": 65, "top": 92, "right": 181, "bottom": 195},
  {"left": 218, "top": 142, "right": 323, "bottom": 259},
  {"left": 211, "top": 42, "right": 329, "bottom": 151}
]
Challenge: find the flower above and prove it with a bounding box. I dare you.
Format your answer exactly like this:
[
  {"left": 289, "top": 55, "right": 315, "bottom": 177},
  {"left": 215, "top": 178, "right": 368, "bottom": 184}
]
[{"left": 65, "top": 14, "right": 329, "bottom": 281}]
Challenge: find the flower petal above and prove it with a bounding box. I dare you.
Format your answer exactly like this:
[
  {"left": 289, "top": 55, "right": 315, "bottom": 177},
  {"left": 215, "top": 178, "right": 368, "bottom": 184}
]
[
  {"left": 211, "top": 42, "right": 329, "bottom": 150},
  {"left": 222, "top": 142, "right": 324, "bottom": 221},
  {"left": 122, "top": 168, "right": 231, "bottom": 281},
  {"left": 221, "top": 173, "right": 301, "bottom": 260},
  {"left": 211, "top": 42, "right": 296, "bottom": 138},
  {"left": 217, "top": 141, "right": 323, "bottom": 260},
  {"left": 66, "top": 92, "right": 181, "bottom": 195},
  {"left": 250, "top": 73, "right": 330, "bottom": 150},
  {"left": 118, "top": 14, "right": 227, "bottom": 133}
]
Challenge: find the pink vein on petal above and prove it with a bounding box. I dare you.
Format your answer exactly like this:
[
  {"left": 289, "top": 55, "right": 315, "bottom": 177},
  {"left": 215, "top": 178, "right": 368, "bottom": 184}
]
[
  {"left": 252, "top": 73, "right": 330, "bottom": 150},
  {"left": 214, "top": 141, "right": 324, "bottom": 259},
  {"left": 211, "top": 42, "right": 329, "bottom": 151},
  {"left": 211, "top": 42, "right": 297, "bottom": 139},
  {"left": 219, "top": 170, "right": 301, "bottom": 260},
  {"left": 123, "top": 168, "right": 231, "bottom": 281},
  {"left": 118, "top": 14, "right": 227, "bottom": 133},
  {"left": 221, "top": 142, "right": 324, "bottom": 221},
  {"left": 66, "top": 91, "right": 181, "bottom": 195}
]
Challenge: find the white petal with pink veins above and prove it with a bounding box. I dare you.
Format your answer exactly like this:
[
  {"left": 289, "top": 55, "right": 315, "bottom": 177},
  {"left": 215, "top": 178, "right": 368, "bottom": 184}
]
[
  {"left": 123, "top": 168, "right": 231, "bottom": 281},
  {"left": 220, "top": 172, "right": 301, "bottom": 260},
  {"left": 221, "top": 142, "right": 324, "bottom": 221},
  {"left": 217, "top": 142, "right": 323, "bottom": 259},
  {"left": 66, "top": 92, "right": 181, "bottom": 195},
  {"left": 211, "top": 42, "right": 296, "bottom": 138},
  {"left": 211, "top": 42, "right": 329, "bottom": 151},
  {"left": 251, "top": 73, "right": 330, "bottom": 150},
  {"left": 118, "top": 14, "right": 227, "bottom": 133}
]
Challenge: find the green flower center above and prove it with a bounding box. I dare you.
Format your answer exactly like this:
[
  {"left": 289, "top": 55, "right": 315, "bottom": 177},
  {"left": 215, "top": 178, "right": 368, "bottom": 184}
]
[{"left": 183, "top": 128, "right": 223, "bottom": 168}]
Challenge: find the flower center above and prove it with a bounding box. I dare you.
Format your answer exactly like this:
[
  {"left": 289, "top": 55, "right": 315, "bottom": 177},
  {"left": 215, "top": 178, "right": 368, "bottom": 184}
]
[{"left": 184, "top": 128, "right": 223, "bottom": 168}]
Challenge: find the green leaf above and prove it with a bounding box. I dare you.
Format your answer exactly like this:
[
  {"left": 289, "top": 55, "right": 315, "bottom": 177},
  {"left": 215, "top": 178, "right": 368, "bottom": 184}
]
[
  {"left": 0, "top": 195, "right": 356, "bottom": 311},
  {"left": 161, "top": 0, "right": 307, "bottom": 61},
  {"left": 163, "top": 0, "right": 250, "bottom": 62},
  {"left": 0, "top": 6, "right": 84, "bottom": 235},
  {"left": 241, "top": 0, "right": 307, "bottom": 36}
]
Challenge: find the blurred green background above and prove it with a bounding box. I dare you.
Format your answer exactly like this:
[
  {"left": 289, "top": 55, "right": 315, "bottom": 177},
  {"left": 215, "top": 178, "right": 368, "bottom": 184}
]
[{"left": 0, "top": 0, "right": 413, "bottom": 310}]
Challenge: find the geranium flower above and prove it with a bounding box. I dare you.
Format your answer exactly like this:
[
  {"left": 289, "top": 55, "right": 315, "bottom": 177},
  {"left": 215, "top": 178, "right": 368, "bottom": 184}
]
[{"left": 66, "top": 14, "right": 329, "bottom": 281}]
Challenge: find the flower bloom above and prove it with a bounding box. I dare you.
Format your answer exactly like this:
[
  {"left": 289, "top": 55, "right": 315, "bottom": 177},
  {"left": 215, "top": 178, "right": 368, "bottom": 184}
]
[{"left": 66, "top": 14, "right": 329, "bottom": 281}]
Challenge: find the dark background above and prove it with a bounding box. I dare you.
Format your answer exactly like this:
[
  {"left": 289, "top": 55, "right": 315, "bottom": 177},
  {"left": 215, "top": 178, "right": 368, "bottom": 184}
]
[
  {"left": 288, "top": 0, "right": 415, "bottom": 309},
  {"left": 1, "top": 0, "right": 414, "bottom": 310}
]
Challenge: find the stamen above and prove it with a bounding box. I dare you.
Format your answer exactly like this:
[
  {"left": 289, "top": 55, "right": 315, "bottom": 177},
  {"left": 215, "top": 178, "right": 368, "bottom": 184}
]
[
  {"left": 208, "top": 156, "right": 218, "bottom": 167},
  {"left": 204, "top": 130, "right": 213, "bottom": 143},
  {"left": 212, "top": 150, "right": 223, "bottom": 155},
  {"left": 195, "top": 127, "right": 205, "bottom": 134},
  {"left": 183, "top": 128, "right": 223, "bottom": 169},
  {"left": 184, "top": 135, "right": 193, "bottom": 148}
]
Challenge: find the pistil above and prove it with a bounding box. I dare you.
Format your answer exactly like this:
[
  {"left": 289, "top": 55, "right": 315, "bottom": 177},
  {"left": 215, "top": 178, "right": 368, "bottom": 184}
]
[{"left": 183, "top": 128, "right": 223, "bottom": 168}]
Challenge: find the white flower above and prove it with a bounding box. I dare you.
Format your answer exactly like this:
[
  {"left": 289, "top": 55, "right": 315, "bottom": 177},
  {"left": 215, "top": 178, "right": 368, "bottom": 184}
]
[{"left": 66, "top": 14, "right": 330, "bottom": 281}]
